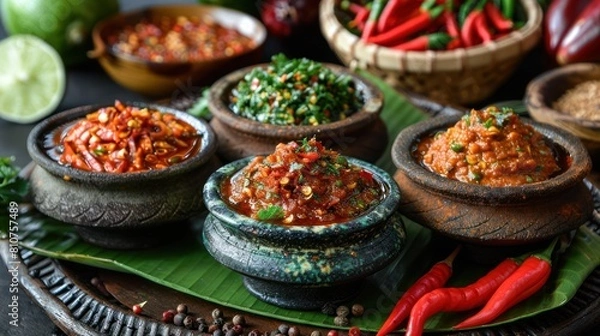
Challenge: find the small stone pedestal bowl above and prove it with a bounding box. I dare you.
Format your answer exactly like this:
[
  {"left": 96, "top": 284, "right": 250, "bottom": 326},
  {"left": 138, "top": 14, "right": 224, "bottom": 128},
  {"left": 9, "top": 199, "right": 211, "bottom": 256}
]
[
  {"left": 208, "top": 63, "right": 387, "bottom": 164},
  {"left": 202, "top": 157, "right": 405, "bottom": 310},
  {"left": 27, "top": 103, "right": 220, "bottom": 249},
  {"left": 392, "top": 115, "right": 593, "bottom": 252}
]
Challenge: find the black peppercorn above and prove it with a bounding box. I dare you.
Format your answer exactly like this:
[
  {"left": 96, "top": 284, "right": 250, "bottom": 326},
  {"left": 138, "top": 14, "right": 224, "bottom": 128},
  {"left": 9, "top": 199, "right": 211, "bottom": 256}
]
[
  {"left": 278, "top": 324, "right": 290, "bottom": 335},
  {"left": 232, "top": 314, "right": 246, "bottom": 326},
  {"left": 321, "top": 302, "right": 337, "bottom": 316},
  {"left": 225, "top": 330, "right": 237, "bottom": 336},
  {"left": 212, "top": 308, "right": 224, "bottom": 319},
  {"left": 336, "top": 305, "right": 349, "bottom": 317},
  {"left": 197, "top": 317, "right": 207, "bottom": 326},
  {"left": 333, "top": 316, "right": 349, "bottom": 327},
  {"left": 198, "top": 323, "right": 209, "bottom": 332},
  {"left": 184, "top": 315, "right": 196, "bottom": 330},
  {"left": 310, "top": 331, "right": 321, "bottom": 336},
  {"left": 222, "top": 322, "right": 234, "bottom": 331},
  {"left": 177, "top": 303, "right": 188, "bottom": 314},
  {"left": 351, "top": 304, "right": 364, "bottom": 317},
  {"left": 288, "top": 326, "right": 300, "bottom": 336},
  {"left": 173, "top": 313, "right": 186, "bottom": 326},
  {"left": 213, "top": 317, "right": 224, "bottom": 327},
  {"left": 213, "top": 329, "right": 224, "bottom": 336}
]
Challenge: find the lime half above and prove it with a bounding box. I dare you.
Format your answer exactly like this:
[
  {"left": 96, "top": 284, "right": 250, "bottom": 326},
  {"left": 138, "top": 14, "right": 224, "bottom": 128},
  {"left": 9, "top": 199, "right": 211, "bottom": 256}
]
[{"left": 0, "top": 35, "right": 66, "bottom": 124}]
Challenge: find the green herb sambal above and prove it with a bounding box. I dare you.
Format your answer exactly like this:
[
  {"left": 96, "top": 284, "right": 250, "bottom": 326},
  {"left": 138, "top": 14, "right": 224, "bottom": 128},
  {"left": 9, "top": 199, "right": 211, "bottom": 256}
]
[
  {"left": 221, "top": 138, "right": 383, "bottom": 225},
  {"left": 229, "top": 54, "right": 364, "bottom": 126}
]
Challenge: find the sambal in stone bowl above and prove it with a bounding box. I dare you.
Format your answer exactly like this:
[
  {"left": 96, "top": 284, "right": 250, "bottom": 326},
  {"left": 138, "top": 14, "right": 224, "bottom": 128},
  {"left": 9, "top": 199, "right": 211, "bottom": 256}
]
[
  {"left": 392, "top": 106, "right": 592, "bottom": 249},
  {"left": 202, "top": 138, "right": 405, "bottom": 310},
  {"left": 27, "top": 101, "right": 220, "bottom": 249}
]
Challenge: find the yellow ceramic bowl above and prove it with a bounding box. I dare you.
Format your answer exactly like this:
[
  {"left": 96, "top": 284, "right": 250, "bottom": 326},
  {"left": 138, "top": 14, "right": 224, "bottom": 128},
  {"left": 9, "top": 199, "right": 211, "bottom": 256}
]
[{"left": 90, "top": 4, "right": 266, "bottom": 98}]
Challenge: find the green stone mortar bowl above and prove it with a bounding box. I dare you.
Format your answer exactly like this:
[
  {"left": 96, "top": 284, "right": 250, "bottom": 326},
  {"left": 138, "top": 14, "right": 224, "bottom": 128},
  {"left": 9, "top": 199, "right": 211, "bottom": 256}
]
[
  {"left": 27, "top": 103, "right": 220, "bottom": 249},
  {"left": 202, "top": 157, "right": 405, "bottom": 310}
]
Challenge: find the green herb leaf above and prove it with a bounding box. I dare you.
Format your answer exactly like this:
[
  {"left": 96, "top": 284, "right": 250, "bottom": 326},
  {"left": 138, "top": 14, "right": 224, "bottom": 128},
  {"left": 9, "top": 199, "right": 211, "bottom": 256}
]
[
  {"left": 0, "top": 157, "right": 29, "bottom": 207},
  {"left": 256, "top": 205, "right": 285, "bottom": 221}
]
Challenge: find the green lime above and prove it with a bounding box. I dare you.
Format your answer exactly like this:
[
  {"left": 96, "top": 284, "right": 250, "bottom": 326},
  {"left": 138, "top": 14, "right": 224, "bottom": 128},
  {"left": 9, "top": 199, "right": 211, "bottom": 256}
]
[
  {"left": 1, "top": 0, "right": 119, "bottom": 66},
  {"left": 0, "top": 35, "right": 66, "bottom": 124}
]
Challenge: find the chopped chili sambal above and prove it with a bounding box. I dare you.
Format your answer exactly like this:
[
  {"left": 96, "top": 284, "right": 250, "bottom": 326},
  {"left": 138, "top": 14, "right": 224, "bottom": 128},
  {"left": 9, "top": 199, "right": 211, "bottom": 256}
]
[
  {"left": 222, "top": 137, "right": 383, "bottom": 225},
  {"left": 108, "top": 15, "right": 256, "bottom": 63},
  {"left": 53, "top": 101, "right": 201, "bottom": 172},
  {"left": 415, "top": 107, "right": 562, "bottom": 187}
]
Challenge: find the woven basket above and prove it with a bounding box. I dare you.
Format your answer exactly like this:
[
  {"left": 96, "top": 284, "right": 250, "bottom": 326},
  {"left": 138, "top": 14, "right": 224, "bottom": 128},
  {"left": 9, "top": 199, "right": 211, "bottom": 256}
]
[{"left": 319, "top": 0, "right": 543, "bottom": 106}]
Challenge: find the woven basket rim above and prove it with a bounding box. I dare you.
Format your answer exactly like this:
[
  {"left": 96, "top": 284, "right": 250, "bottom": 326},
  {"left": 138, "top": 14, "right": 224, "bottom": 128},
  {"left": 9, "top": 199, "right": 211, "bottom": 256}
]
[{"left": 320, "top": 0, "right": 543, "bottom": 72}]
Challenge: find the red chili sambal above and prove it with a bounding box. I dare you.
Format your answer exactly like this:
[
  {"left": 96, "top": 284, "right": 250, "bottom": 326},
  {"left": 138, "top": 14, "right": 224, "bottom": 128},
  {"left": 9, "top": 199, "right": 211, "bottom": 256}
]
[
  {"left": 108, "top": 15, "right": 256, "bottom": 63},
  {"left": 415, "top": 107, "right": 562, "bottom": 187},
  {"left": 54, "top": 101, "right": 200, "bottom": 173},
  {"left": 222, "top": 138, "right": 384, "bottom": 225}
]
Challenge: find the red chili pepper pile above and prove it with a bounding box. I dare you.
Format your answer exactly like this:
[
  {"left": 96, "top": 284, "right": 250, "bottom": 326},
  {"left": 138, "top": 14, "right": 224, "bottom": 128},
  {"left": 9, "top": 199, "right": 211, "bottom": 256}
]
[
  {"left": 376, "top": 238, "right": 558, "bottom": 336},
  {"left": 544, "top": 0, "right": 600, "bottom": 65},
  {"left": 340, "top": 0, "right": 523, "bottom": 51}
]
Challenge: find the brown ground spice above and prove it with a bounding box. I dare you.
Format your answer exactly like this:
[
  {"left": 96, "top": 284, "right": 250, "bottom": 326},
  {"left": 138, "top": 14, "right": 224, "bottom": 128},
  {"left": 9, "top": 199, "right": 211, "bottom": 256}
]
[{"left": 553, "top": 80, "right": 600, "bottom": 120}]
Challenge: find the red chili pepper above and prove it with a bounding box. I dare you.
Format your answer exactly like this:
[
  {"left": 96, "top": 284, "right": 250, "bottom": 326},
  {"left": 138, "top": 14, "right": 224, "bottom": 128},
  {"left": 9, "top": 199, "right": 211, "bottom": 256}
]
[
  {"left": 543, "top": 0, "right": 590, "bottom": 56},
  {"left": 443, "top": 5, "right": 462, "bottom": 48},
  {"left": 391, "top": 32, "right": 452, "bottom": 51},
  {"left": 460, "top": 0, "right": 486, "bottom": 47},
  {"left": 483, "top": 2, "right": 513, "bottom": 32},
  {"left": 368, "top": 1, "right": 445, "bottom": 46},
  {"left": 556, "top": 0, "right": 600, "bottom": 65},
  {"left": 454, "top": 238, "right": 558, "bottom": 329},
  {"left": 361, "top": 0, "right": 388, "bottom": 41},
  {"left": 375, "top": 246, "right": 461, "bottom": 336},
  {"left": 474, "top": 12, "right": 493, "bottom": 43},
  {"left": 405, "top": 258, "right": 519, "bottom": 336},
  {"left": 377, "top": 0, "right": 419, "bottom": 32}
]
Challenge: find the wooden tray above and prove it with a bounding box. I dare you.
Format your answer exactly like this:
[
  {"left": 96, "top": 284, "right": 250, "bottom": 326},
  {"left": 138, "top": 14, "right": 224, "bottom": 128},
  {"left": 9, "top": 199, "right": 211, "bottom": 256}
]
[{"left": 4, "top": 93, "right": 600, "bottom": 335}]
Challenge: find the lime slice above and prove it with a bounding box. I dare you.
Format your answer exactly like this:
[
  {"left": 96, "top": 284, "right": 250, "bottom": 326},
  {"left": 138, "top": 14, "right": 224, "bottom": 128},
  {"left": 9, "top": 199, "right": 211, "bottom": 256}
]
[{"left": 0, "top": 35, "right": 66, "bottom": 124}]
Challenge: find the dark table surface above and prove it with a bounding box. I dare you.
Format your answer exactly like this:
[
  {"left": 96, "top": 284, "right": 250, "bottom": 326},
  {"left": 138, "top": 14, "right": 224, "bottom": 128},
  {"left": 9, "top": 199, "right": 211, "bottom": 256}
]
[{"left": 0, "top": 1, "right": 592, "bottom": 335}]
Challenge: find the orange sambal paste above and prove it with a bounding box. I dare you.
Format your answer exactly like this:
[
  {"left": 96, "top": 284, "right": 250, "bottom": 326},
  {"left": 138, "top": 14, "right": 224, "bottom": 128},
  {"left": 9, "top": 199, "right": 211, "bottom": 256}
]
[
  {"left": 55, "top": 101, "right": 200, "bottom": 172},
  {"left": 415, "top": 107, "right": 562, "bottom": 187},
  {"left": 222, "top": 138, "right": 384, "bottom": 225}
]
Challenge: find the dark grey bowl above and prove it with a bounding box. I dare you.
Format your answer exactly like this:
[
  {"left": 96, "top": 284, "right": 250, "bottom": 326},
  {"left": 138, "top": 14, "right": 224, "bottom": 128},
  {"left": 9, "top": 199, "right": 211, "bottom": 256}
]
[
  {"left": 27, "top": 102, "right": 220, "bottom": 249},
  {"left": 392, "top": 115, "right": 593, "bottom": 248},
  {"left": 202, "top": 157, "right": 405, "bottom": 310},
  {"left": 208, "top": 63, "right": 387, "bottom": 163}
]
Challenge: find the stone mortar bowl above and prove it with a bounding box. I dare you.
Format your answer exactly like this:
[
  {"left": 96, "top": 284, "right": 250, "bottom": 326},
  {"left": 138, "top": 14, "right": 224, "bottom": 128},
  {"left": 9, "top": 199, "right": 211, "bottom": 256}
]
[
  {"left": 202, "top": 157, "right": 405, "bottom": 310},
  {"left": 208, "top": 63, "right": 387, "bottom": 164},
  {"left": 27, "top": 103, "right": 220, "bottom": 249},
  {"left": 392, "top": 115, "right": 593, "bottom": 250}
]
